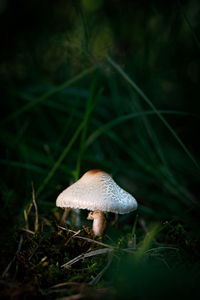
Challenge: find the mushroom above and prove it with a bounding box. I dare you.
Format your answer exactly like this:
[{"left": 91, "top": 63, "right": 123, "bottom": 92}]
[{"left": 56, "top": 169, "right": 138, "bottom": 236}]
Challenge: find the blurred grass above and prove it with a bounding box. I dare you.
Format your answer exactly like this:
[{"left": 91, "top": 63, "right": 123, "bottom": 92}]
[
  {"left": 107, "top": 55, "right": 200, "bottom": 171},
  {"left": 1, "top": 66, "right": 96, "bottom": 124}
]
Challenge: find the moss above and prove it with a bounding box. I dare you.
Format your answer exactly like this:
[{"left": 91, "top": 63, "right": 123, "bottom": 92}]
[{"left": 0, "top": 224, "right": 110, "bottom": 298}]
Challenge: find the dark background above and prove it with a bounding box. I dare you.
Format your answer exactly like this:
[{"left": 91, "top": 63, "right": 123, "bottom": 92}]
[{"left": 0, "top": 0, "right": 200, "bottom": 298}]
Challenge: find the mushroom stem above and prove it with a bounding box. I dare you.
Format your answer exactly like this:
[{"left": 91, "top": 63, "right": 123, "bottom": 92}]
[{"left": 87, "top": 211, "right": 106, "bottom": 236}]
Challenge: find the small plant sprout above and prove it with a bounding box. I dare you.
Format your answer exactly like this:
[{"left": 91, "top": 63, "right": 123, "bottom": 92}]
[{"left": 56, "top": 169, "right": 138, "bottom": 236}]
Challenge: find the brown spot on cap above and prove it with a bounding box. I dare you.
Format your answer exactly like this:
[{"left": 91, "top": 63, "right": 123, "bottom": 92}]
[{"left": 85, "top": 169, "right": 105, "bottom": 175}]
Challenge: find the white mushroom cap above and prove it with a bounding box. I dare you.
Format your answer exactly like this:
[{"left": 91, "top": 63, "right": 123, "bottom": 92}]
[{"left": 56, "top": 169, "right": 138, "bottom": 214}]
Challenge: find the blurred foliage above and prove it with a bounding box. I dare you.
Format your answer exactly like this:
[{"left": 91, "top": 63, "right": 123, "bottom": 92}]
[{"left": 0, "top": 0, "right": 200, "bottom": 299}]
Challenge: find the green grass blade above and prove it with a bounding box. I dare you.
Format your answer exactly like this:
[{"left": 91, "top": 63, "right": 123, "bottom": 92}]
[
  {"left": 74, "top": 84, "right": 103, "bottom": 181},
  {"left": 2, "top": 66, "right": 96, "bottom": 124},
  {"left": 0, "top": 159, "right": 46, "bottom": 174},
  {"left": 178, "top": 0, "right": 200, "bottom": 50},
  {"left": 85, "top": 110, "right": 196, "bottom": 148},
  {"left": 36, "top": 121, "right": 84, "bottom": 196},
  {"left": 131, "top": 214, "right": 139, "bottom": 236},
  {"left": 135, "top": 224, "right": 160, "bottom": 261},
  {"left": 130, "top": 98, "right": 178, "bottom": 186},
  {"left": 107, "top": 56, "right": 200, "bottom": 170}
]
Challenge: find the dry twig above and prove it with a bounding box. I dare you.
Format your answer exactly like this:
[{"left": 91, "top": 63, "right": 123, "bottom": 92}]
[
  {"left": 64, "top": 230, "right": 81, "bottom": 246},
  {"left": 58, "top": 226, "right": 113, "bottom": 249},
  {"left": 41, "top": 217, "right": 52, "bottom": 232},
  {"left": 61, "top": 248, "right": 113, "bottom": 268},
  {"left": 24, "top": 202, "right": 33, "bottom": 230},
  {"left": 60, "top": 208, "right": 70, "bottom": 226},
  {"left": 20, "top": 228, "right": 35, "bottom": 235},
  {"left": 2, "top": 235, "right": 23, "bottom": 278},
  {"left": 32, "top": 182, "right": 39, "bottom": 232},
  {"left": 50, "top": 282, "right": 81, "bottom": 289}
]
